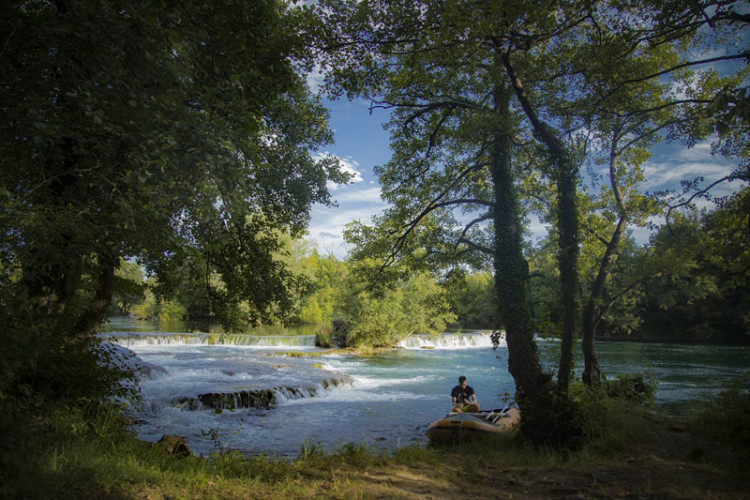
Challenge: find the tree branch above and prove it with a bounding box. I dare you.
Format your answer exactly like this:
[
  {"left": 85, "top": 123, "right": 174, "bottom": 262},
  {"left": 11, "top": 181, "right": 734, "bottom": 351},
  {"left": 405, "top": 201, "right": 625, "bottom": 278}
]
[
  {"left": 454, "top": 213, "right": 493, "bottom": 250},
  {"left": 457, "top": 237, "right": 494, "bottom": 255},
  {"left": 597, "top": 52, "right": 750, "bottom": 105},
  {"left": 666, "top": 173, "right": 739, "bottom": 232}
]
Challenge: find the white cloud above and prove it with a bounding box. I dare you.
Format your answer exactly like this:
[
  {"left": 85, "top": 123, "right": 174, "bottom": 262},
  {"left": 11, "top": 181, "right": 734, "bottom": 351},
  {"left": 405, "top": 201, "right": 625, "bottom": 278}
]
[
  {"left": 316, "top": 231, "right": 339, "bottom": 240},
  {"left": 644, "top": 160, "right": 730, "bottom": 187},
  {"left": 333, "top": 186, "right": 382, "bottom": 203},
  {"left": 633, "top": 139, "right": 745, "bottom": 244},
  {"left": 642, "top": 140, "right": 738, "bottom": 190},
  {"left": 307, "top": 197, "right": 390, "bottom": 259},
  {"left": 335, "top": 155, "right": 364, "bottom": 185},
  {"left": 313, "top": 152, "right": 364, "bottom": 190},
  {"left": 310, "top": 203, "right": 388, "bottom": 234},
  {"left": 628, "top": 224, "right": 654, "bottom": 246},
  {"left": 526, "top": 214, "right": 548, "bottom": 243},
  {"left": 306, "top": 63, "right": 325, "bottom": 94}
]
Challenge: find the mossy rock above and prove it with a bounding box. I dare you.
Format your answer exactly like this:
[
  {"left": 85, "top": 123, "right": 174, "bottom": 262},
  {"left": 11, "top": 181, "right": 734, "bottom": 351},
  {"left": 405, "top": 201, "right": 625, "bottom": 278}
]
[{"left": 156, "top": 435, "right": 192, "bottom": 457}]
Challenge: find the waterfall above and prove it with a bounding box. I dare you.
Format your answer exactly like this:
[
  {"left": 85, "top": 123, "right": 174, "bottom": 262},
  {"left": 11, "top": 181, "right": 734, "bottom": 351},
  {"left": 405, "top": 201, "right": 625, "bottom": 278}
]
[
  {"left": 172, "top": 377, "right": 352, "bottom": 411},
  {"left": 100, "top": 331, "right": 503, "bottom": 350},
  {"left": 99, "top": 332, "right": 317, "bottom": 348},
  {"left": 397, "top": 331, "right": 503, "bottom": 349}
]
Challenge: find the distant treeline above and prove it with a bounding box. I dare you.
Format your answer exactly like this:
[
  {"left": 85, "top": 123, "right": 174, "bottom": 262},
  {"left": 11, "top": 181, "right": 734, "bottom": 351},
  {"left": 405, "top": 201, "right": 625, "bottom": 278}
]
[{"left": 112, "top": 187, "right": 750, "bottom": 344}]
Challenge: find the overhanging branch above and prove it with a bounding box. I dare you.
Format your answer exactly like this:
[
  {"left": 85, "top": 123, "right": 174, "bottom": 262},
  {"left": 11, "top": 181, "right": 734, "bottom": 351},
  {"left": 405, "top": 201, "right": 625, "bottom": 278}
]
[{"left": 457, "top": 237, "right": 493, "bottom": 256}]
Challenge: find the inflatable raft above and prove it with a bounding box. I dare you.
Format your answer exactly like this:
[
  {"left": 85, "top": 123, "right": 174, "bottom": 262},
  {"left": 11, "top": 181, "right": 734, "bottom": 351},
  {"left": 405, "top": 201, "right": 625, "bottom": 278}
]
[{"left": 425, "top": 407, "right": 521, "bottom": 444}]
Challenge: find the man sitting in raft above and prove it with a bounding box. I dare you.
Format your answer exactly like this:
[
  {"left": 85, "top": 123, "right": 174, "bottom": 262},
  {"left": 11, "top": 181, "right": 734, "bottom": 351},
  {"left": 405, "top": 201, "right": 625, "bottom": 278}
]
[{"left": 451, "top": 375, "right": 480, "bottom": 413}]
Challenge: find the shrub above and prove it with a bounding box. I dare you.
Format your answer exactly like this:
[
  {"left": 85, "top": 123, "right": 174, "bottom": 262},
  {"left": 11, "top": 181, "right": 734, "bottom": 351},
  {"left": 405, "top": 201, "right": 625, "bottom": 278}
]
[
  {"left": 569, "top": 375, "right": 655, "bottom": 455},
  {"left": 314, "top": 330, "right": 333, "bottom": 348},
  {"left": 690, "top": 377, "right": 750, "bottom": 450}
]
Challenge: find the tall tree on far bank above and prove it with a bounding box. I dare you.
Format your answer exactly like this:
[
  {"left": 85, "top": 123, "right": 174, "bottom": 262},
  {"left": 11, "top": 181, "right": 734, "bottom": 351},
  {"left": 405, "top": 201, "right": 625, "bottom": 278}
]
[
  {"left": 575, "top": 0, "right": 749, "bottom": 382},
  {"left": 622, "top": 187, "right": 750, "bottom": 341}
]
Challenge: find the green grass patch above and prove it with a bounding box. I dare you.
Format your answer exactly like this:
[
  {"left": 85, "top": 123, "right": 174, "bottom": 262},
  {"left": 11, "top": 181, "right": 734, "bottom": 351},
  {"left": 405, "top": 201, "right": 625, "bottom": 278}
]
[{"left": 0, "top": 381, "right": 673, "bottom": 499}]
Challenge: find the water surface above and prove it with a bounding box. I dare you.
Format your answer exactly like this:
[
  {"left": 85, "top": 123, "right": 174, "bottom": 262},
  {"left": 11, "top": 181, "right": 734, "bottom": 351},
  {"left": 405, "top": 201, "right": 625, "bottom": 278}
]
[{"left": 101, "top": 319, "right": 749, "bottom": 457}]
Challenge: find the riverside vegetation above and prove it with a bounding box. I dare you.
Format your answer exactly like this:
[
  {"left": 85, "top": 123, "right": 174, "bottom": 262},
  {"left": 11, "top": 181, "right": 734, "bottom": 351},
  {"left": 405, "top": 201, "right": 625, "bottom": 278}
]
[
  {"left": 2, "top": 378, "right": 749, "bottom": 499},
  {"left": 2, "top": 1, "right": 748, "bottom": 497}
]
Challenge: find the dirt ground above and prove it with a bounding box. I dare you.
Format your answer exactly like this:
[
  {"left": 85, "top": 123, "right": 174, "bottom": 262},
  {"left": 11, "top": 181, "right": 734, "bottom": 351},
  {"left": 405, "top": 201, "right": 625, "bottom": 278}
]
[{"left": 326, "top": 415, "right": 750, "bottom": 499}]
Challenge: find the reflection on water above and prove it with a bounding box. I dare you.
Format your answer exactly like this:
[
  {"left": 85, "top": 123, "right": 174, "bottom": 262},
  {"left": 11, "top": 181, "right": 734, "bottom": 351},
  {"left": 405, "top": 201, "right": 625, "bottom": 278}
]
[{"left": 590, "top": 341, "right": 750, "bottom": 415}]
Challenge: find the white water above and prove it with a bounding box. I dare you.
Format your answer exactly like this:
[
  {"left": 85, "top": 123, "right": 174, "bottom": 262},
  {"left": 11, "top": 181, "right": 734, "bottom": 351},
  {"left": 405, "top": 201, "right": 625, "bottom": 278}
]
[
  {"left": 101, "top": 331, "right": 499, "bottom": 350},
  {"left": 101, "top": 323, "right": 750, "bottom": 458},
  {"left": 103, "top": 329, "right": 511, "bottom": 457},
  {"left": 398, "top": 331, "right": 500, "bottom": 349},
  {"left": 102, "top": 332, "right": 318, "bottom": 348}
]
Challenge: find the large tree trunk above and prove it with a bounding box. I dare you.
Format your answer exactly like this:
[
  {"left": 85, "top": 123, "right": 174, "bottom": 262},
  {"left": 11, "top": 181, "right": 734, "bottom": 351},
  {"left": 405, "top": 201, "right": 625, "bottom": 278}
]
[
  {"left": 73, "top": 257, "right": 117, "bottom": 337},
  {"left": 500, "top": 50, "right": 579, "bottom": 393},
  {"left": 490, "top": 80, "right": 561, "bottom": 445},
  {"left": 582, "top": 141, "right": 628, "bottom": 385},
  {"left": 556, "top": 160, "right": 579, "bottom": 392},
  {"left": 494, "top": 54, "right": 584, "bottom": 449}
]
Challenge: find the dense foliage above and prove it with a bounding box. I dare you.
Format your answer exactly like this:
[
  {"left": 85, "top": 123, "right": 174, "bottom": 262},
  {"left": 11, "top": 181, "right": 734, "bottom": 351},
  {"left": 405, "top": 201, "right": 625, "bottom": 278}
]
[
  {"left": 111, "top": 243, "right": 465, "bottom": 344},
  {"left": 603, "top": 187, "right": 750, "bottom": 341},
  {"left": 337, "top": 265, "right": 456, "bottom": 347},
  {"left": 0, "top": 0, "right": 346, "bottom": 475},
  {"left": 1, "top": 0, "right": 747, "bottom": 480}
]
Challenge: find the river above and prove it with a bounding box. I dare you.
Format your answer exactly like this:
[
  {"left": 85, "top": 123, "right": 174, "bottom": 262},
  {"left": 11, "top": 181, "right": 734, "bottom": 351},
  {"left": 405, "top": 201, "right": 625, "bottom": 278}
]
[{"left": 99, "top": 318, "right": 749, "bottom": 458}]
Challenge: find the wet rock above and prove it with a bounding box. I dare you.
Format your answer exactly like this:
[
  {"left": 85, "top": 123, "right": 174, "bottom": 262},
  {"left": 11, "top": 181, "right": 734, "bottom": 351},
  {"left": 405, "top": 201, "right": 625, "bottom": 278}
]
[
  {"left": 172, "top": 377, "right": 352, "bottom": 411},
  {"left": 157, "top": 435, "right": 192, "bottom": 457},
  {"left": 199, "top": 389, "right": 276, "bottom": 410}
]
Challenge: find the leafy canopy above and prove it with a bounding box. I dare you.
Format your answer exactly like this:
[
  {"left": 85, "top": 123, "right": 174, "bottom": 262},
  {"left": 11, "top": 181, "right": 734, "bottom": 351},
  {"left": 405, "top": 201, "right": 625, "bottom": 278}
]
[{"left": 0, "top": 1, "right": 349, "bottom": 335}]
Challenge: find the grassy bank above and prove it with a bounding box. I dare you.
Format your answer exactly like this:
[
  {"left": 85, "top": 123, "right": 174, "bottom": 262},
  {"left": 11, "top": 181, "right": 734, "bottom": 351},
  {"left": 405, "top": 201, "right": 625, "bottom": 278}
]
[{"left": 3, "top": 389, "right": 749, "bottom": 499}]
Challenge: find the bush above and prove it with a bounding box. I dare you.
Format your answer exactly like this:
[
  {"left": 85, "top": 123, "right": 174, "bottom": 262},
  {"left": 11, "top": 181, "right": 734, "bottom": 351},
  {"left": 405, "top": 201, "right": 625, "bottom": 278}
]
[
  {"left": 0, "top": 306, "right": 137, "bottom": 485},
  {"left": 569, "top": 376, "right": 655, "bottom": 455},
  {"left": 340, "top": 271, "right": 456, "bottom": 347},
  {"left": 603, "top": 373, "right": 656, "bottom": 406},
  {"left": 314, "top": 330, "right": 333, "bottom": 348},
  {"left": 690, "top": 377, "right": 750, "bottom": 450}
]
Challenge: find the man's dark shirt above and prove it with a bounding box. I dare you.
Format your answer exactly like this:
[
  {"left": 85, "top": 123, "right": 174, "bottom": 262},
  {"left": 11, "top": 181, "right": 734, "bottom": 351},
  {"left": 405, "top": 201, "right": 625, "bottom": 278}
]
[{"left": 451, "top": 384, "right": 475, "bottom": 405}]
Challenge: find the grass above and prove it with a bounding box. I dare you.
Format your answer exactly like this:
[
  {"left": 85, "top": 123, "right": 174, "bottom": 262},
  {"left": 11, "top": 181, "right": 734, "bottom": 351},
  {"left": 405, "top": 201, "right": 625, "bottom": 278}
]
[
  {"left": 688, "top": 377, "right": 750, "bottom": 451},
  {"left": 0, "top": 403, "right": 547, "bottom": 498},
  {"left": 3, "top": 402, "right": 395, "bottom": 498},
  {"left": 3, "top": 387, "right": 748, "bottom": 499}
]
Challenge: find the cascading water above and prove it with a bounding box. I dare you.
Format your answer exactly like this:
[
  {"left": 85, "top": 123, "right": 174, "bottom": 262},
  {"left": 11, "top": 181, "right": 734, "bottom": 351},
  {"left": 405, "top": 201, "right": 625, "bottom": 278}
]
[
  {"left": 101, "top": 331, "right": 497, "bottom": 349},
  {"left": 99, "top": 332, "right": 318, "bottom": 348},
  {"left": 397, "top": 331, "right": 502, "bottom": 349},
  {"left": 100, "top": 321, "right": 750, "bottom": 458},
  {"left": 103, "top": 328, "right": 513, "bottom": 457}
]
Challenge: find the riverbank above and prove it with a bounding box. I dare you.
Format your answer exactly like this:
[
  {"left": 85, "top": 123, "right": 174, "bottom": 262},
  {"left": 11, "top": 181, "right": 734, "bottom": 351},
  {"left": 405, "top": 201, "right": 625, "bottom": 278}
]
[{"left": 4, "top": 401, "right": 748, "bottom": 499}]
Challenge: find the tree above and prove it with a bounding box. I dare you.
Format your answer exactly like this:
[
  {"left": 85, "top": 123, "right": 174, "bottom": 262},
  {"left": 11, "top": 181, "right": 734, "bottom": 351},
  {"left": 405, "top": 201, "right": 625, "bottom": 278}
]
[
  {"left": 337, "top": 263, "right": 456, "bottom": 347},
  {"left": 296, "top": 249, "right": 347, "bottom": 326},
  {"left": 315, "top": 0, "right": 747, "bottom": 446},
  {"left": 0, "top": 1, "right": 347, "bottom": 400},
  {"left": 619, "top": 187, "right": 750, "bottom": 341},
  {"left": 445, "top": 271, "right": 496, "bottom": 329},
  {"left": 573, "top": 0, "right": 749, "bottom": 381},
  {"left": 110, "top": 259, "right": 146, "bottom": 315},
  {"left": 315, "top": 0, "right": 591, "bottom": 446}
]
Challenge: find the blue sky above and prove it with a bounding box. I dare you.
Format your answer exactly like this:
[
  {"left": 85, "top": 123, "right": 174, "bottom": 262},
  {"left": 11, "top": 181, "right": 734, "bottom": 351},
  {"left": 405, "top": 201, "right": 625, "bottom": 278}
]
[
  {"left": 306, "top": 97, "right": 745, "bottom": 259},
  {"left": 307, "top": 98, "right": 392, "bottom": 257}
]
